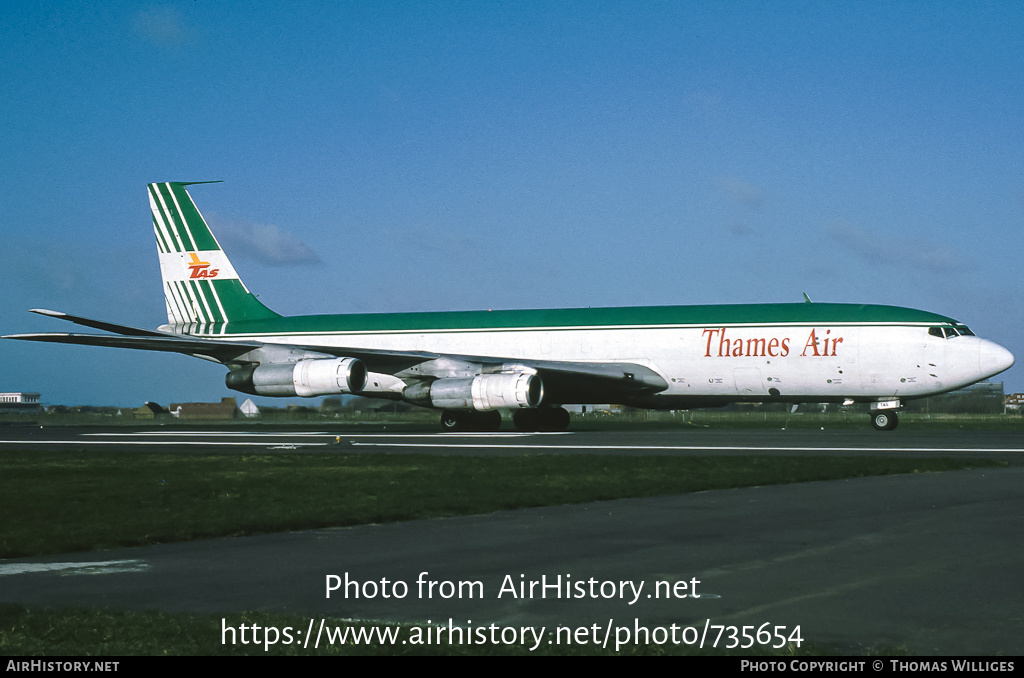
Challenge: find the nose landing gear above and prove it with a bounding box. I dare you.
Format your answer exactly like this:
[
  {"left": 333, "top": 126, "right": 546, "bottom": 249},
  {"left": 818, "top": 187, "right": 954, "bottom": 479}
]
[{"left": 871, "top": 410, "right": 899, "bottom": 431}]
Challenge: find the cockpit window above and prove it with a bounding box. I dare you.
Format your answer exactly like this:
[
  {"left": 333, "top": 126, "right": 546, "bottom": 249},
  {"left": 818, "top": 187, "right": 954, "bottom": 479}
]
[{"left": 929, "top": 325, "right": 973, "bottom": 339}]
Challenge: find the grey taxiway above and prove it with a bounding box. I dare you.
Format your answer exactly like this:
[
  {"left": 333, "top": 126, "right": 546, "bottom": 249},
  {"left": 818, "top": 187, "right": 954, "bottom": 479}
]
[{"left": 1, "top": 427, "right": 1022, "bottom": 654}]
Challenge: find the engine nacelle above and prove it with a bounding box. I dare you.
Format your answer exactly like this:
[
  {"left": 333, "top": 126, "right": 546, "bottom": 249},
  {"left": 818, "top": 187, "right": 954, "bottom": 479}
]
[
  {"left": 226, "top": 358, "right": 367, "bottom": 397},
  {"left": 404, "top": 372, "right": 543, "bottom": 411}
]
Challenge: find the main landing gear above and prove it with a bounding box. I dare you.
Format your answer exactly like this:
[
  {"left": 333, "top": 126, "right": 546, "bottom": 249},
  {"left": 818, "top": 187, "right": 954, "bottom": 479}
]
[
  {"left": 512, "top": 407, "right": 570, "bottom": 432},
  {"left": 438, "top": 407, "right": 571, "bottom": 432},
  {"left": 440, "top": 410, "right": 502, "bottom": 432},
  {"left": 870, "top": 410, "right": 899, "bottom": 431}
]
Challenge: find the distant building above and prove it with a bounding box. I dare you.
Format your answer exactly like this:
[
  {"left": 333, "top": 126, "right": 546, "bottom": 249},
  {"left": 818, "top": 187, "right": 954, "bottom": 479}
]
[
  {"left": 133, "top": 402, "right": 168, "bottom": 419},
  {"left": 0, "top": 392, "right": 42, "bottom": 413},
  {"left": 169, "top": 397, "right": 240, "bottom": 420},
  {"left": 0, "top": 392, "right": 40, "bottom": 404},
  {"left": 564, "top": 404, "right": 613, "bottom": 414}
]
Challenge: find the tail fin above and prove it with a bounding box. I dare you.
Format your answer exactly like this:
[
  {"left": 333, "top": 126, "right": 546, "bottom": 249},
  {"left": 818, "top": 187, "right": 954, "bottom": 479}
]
[{"left": 149, "top": 182, "right": 279, "bottom": 327}]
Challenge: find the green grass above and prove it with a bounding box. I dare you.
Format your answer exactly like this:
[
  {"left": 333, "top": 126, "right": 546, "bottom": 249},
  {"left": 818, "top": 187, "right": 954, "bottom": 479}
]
[
  {"left": 0, "top": 450, "right": 1004, "bottom": 559},
  {"left": 0, "top": 450, "right": 995, "bottom": 656}
]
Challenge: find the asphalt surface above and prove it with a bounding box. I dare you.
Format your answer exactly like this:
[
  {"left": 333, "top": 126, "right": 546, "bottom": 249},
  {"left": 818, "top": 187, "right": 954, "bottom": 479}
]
[
  {"left": 4, "top": 424, "right": 1024, "bottom": 459},
  {"left": 1, "top": 425, "right": 1022, "bottom": 655}
]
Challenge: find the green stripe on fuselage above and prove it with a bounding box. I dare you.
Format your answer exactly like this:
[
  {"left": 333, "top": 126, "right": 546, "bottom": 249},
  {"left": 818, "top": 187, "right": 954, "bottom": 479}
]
[{"left": 195, "top": 303, "right": 958, "bottom": 337}]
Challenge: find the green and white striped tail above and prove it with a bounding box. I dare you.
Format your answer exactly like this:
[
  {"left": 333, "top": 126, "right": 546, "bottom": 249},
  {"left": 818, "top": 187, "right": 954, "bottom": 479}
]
[{"left": 148, "top": 182, "right": 279, "bottom": 328}]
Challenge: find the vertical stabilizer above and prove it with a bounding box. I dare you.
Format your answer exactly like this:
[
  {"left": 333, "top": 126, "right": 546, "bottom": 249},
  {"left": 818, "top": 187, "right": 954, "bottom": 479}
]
[{"left": 148, "top": 182, "right": 279, "bottom": 327}]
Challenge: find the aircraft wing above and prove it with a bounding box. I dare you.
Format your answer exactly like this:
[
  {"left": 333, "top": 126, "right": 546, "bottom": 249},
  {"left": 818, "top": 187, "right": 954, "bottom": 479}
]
[
  {"left": 5, "top": 309, "right": 440, "bottom": 368},
  {"left": 3, "top": 332, "right": 265, "bottom": 362},
  {"left": 285, "top": 342, "right": 668, "bottom": 397},
  {"left": 452, "top": 354, "right": 668, "bottom": 398},
  {"left": 6, "top": 309, "right": 668, "bottom": 400},
  {"left": 3, "top": 329, "right": 444, "bottom": 371},
  {"left": 510, "top": 358, "right": 668, "bottom": 400}
]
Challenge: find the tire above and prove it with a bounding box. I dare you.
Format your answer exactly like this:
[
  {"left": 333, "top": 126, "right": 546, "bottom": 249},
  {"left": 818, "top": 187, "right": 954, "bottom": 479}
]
[
  {"left": 440, "top": 410, "right": 463, "bottom": 432},
  {"left": 538, "top": 407, "right": 571, "bottom": 432},
  {"left": 475, "top": 410, "right": 502, "bottom": 432},
  {"left": 441, "top": 410, "right": 502, "bottom": 432},
  {"left": 512, "top": 409, "right": 541, "bottom": 432},
  {"left": 871, "top": 411, "right": 898, "bottom": 431}
]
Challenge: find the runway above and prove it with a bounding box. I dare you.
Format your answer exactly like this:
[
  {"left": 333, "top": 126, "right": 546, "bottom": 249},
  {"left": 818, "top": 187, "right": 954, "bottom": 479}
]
[
  {"left": 3, "top": 424, "right": 1024, "bottom": 458},
  {"left": 1, "top": 425, "right": 1023, "bottom": 654}
]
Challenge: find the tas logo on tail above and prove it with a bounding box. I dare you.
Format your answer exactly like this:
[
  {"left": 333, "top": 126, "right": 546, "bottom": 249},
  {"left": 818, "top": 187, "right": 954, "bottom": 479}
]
[{"left": 187, "top": 253, "right": 220, "bottom": 279}]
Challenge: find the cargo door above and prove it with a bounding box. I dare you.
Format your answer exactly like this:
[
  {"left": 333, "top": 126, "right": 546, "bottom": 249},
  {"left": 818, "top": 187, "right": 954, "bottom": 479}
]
[{"left": 733, "top": 367, "right": 764, "bottom": 396}]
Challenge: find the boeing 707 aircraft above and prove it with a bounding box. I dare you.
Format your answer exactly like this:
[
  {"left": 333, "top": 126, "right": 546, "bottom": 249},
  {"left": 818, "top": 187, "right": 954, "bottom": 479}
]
[{"left": 5, "top": 182, "right": 1014, "bottom": 431}]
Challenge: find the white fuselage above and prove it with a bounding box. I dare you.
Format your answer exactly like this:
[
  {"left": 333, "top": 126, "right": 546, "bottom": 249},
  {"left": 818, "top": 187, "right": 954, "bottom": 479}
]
[{"left": 217, "top": 319, "right": 1012, "bottom": 405}]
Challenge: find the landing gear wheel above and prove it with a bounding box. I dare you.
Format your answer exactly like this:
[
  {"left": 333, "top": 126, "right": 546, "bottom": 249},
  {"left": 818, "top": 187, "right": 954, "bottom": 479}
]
[
  {"left": 512, "top": 409, "right": 540, "bottom": 432},
  {"left": 440, "top": 410, "right": 502, "bottom": 432},
  {"left": 538, "top": 406, "right": 570, "bottom": 432},
  {"left": 440, "top": 410, "right": 464, "bottom": 432},
  {"left": 475, "top": 410, "right": 502, "bottom": 432},
  {"left": 513, "top": 407, "right": 570, "bottom": 432},
  {"left": 871, "top": 411, "right": 899, "bottom": 431}
]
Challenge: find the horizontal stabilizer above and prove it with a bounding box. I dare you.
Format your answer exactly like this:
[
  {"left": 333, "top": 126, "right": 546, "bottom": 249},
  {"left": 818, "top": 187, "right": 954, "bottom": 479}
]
[{"left": 29, "top": 309, "right": 170, "bottom": 337}]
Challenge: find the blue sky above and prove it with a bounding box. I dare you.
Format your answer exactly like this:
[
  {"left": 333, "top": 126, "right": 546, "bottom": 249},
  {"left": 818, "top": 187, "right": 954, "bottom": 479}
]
[{"left": 2, "top": 1, "right": 1022, "bottom": 406}]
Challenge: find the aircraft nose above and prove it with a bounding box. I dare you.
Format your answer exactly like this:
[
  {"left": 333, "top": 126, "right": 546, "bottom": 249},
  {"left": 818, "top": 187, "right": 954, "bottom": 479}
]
[{"left": 979, "top": 340, "right": 1014, "bottom": 378}]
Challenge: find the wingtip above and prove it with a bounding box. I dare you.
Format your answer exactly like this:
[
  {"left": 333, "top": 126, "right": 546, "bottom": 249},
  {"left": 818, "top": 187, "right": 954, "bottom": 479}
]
[
  {"left": 29, "top": 309, "right": 65, "bottom": 318},
  {"left": 3, "top": 332, "right": 71, "bottom": 339}
]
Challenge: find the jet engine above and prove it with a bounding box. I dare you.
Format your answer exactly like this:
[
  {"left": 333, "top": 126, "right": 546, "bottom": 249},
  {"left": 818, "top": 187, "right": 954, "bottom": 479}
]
[
  {"left": 403, "top": 372, "right": 543, "bottom": 411},
  {"left": 226, "top": 357, "right": 367, "bottom": 397}
]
